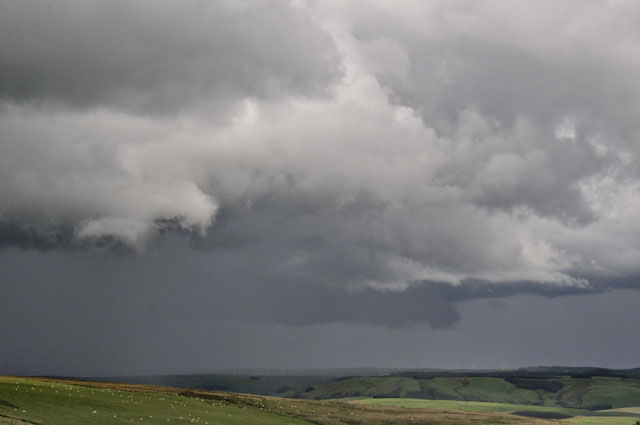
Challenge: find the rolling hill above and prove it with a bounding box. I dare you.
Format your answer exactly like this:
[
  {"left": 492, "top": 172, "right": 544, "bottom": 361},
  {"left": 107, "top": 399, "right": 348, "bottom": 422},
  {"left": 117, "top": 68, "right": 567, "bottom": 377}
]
[{"left": 1, "top": 375, "right": 620, "bottom": 425}]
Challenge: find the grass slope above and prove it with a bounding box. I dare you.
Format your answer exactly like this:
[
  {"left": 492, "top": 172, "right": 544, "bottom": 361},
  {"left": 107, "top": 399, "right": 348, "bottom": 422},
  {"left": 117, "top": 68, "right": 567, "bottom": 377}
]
[
  {"left": 0, "top": 377, "right": 313, "bottom": 425},
  {"left": 301, "top": 375, "right": 640, "bottom": 410},
  {"left": 581, "top": 378, "right": 640, "bottom": 409},
  {"left": 304, "top": 376, "right": 545, "bottom": 403},
  {"left": 0, "top": 376, "right": 566, "bottom": 425},
  {"left": 566, "top": 417, "right": 640, "bottom": 425},
  {"left": 303, "top": 377, "right": 421, "bottom": 399}
]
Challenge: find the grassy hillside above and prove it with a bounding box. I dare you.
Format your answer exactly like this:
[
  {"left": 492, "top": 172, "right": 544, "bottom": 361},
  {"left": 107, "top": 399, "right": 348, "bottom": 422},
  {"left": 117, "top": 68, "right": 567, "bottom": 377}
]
[
  {"left": 0, "top": 376, "right": 315, "bottom": 425},
  {"left": 102, "top": 368, "right": 640, "bottom": 406},
  {"left": 0, "top": 376, "right": 568, "bottom": 425},
  {"left": 301, "top": 376, "right": 543, "bottom": 402},
  {"left": 300, "top": 375, "right": 640, "bottom": 410},
  {"left": 302, "top": 377, "right": 421, "bottom": 399}
]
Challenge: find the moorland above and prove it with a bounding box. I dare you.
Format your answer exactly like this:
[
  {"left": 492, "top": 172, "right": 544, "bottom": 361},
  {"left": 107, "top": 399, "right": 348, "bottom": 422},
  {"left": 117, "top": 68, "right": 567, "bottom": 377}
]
[{"left": 2, "top": 367, "right": 640, "bottom": 424}]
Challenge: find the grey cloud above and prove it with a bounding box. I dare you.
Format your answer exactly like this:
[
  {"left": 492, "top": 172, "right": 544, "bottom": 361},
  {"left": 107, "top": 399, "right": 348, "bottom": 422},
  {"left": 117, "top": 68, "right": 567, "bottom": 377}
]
[
  {"left": 351, "top": 32, "right": 631, "bottom": 223},
  {"left": 0, "top": 0, "right": 339, "bottom": 114},
  {"left": 337, "top": 1, "right": 640, "bottom": 226},
  {"left": 2, "top": 0, "right": 640, "bottom": 348}
]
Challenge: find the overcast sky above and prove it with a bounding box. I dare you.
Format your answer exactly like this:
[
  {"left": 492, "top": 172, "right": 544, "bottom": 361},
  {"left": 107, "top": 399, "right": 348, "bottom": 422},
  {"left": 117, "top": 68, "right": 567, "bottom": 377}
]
[{"left": 2, "top": 0, "right": 640, "bottom": 376}]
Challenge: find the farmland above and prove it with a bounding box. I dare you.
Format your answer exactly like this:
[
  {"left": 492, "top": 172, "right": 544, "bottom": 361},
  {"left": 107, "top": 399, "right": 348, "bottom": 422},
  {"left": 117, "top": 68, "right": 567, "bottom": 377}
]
[
  {"left": 0, "top": 376, "right": 572, "bottom": 425},
  {"left": 2, "top": 370, "right": 640, "bottom": 425},
  {"left": 354, "top": 398, "right": 640, "bottom": 425},
  {"left": 300, "top": 375, "right": 640, "bottom": 409},
  {"left": 114, "top": 367, "right": 640, "bottom": 409}
]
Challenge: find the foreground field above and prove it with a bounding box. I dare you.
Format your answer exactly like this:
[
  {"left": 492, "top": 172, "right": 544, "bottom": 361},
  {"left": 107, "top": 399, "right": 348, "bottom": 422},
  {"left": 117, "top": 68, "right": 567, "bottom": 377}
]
[
  {"left": 0, "top": 376, "right": 315, "bottom": 425},
  {"left": 0, "top": 376, "right": 571, "bottom": 425},
  {"left": 355, "top": 398, "right": 640, "bottom": 425}
]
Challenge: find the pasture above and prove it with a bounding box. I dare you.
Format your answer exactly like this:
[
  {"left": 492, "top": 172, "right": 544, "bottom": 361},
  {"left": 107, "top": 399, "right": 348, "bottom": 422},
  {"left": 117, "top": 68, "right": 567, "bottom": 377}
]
[{"left": 355, "top": 398, "right": 640, "bottom": 425}]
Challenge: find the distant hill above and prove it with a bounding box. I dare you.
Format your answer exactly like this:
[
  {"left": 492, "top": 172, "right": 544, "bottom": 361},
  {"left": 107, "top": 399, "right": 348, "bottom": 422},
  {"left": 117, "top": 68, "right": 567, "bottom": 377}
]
[
  {"left": 86, "top": 366, "right": 640, "bottom": 410},
  {"left": 298, "top": 375, "right": 640, "bottom": 410}
]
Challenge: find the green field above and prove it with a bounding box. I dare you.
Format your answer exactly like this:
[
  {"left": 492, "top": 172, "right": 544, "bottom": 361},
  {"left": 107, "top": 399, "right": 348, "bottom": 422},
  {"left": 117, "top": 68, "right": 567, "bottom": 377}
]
[
  {"left": 0, "top": 377, "right": 315, "bottom": 425},
  {"left": 354, "top": 398, "right": 640, "bottom": 425},
  {"left": 355, "top": 398, "right": 585, "bottom": 414},
  {"left": 301, "top": 376, "right": 544, "bottom": 402},
  {"left": 566, "top": 417, "right": 640, "bottom": 425}
]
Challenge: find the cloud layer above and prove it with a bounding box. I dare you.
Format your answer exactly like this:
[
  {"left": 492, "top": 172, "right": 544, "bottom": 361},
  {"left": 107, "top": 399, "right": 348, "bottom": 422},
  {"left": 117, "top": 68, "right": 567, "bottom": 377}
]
[{"left": 2, "top": 0, "right": 640, "bottom": 329}]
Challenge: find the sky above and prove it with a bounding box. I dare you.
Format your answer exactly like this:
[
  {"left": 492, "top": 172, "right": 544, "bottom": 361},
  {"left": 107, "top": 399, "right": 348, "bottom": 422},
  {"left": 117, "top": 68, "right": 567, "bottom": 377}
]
[{"left": 1, "top": 0, "right": 640, "bottom": 376}]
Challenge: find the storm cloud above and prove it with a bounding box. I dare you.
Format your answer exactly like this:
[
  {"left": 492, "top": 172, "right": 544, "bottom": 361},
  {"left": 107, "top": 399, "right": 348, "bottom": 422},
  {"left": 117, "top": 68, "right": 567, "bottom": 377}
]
[
  {"left": 0, "top": 0, "right": 338, "bottom": 112},
  {"left": 1, "top": 0, "right": 640, "bottom": 374}
]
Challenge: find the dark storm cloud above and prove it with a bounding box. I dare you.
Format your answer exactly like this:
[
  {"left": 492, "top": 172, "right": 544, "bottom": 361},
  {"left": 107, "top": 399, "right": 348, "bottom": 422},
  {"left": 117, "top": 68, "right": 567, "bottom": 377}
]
[
  {"left": 0, "top": 0, "right": 339, "bottom": 114},
  {"left": 2, "top": 245, "right": 640, "bottom": 375},
  {"left": 0, "top": 221, "right": 72, "bottom": 249},
  {"left": 0, "top": 243, "right": 599, "bottom": 339}
]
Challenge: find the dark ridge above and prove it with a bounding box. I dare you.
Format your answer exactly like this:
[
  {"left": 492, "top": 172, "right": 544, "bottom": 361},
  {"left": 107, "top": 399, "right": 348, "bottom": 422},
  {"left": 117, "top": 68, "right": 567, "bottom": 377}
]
[
  {"left": 335, "top": 376, "right": 356, "bottom": 382},
  {"left": 276, "top": 386, "right": 293, "bottom": 393},
  {"left": 585, "top": 404, "right": 613, "bottom": 411},
  {"left": 0, "top": 398, "right": 20, "bottom": 409},
  {"left": 391, "top": 366, "right": 640, "bottom": 380},
  {"left": 504, "top": 377, "right": 564, "bottom": 393},
  {"left": 512, "top": 411, "right": 573, "bottom": 419}
]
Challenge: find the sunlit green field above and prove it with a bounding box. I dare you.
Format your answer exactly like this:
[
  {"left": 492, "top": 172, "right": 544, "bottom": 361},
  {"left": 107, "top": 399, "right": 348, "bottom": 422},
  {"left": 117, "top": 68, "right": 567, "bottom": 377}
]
[
  {"left": 355, "top": 398, "right": 640, "bottom": 425},
  {"left": 354, "top": 397, "right": 582, "bottom": 414},
  {"left": 566, "top": 416, "right": 640, "bottom": 425}
]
